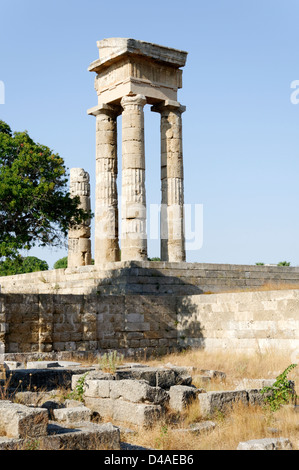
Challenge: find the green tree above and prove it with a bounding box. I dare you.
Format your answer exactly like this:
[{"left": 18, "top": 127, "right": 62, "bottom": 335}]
[
  {"left": 0, "top": 255, "right": 49, "bottom": 276},
  {"left": 0, "top": 121, "right": 92, "bottom": 260},
  {"left": 53, "top": 256, "right": 68, "bottom": 269},
  {"left": 277, "top": 261, "right": 291, "bottom": 266},
  {"left": 53, "top": 256, "right": 95, "bottom": 269}
]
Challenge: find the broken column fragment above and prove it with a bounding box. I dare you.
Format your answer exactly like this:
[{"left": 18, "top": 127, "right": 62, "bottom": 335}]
[{"left": 68, "top": 168, "right": 92, "bottom": 268}]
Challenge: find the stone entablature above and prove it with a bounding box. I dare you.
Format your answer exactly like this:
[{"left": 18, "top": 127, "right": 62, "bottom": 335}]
[
  {"left": 87, "top": 38, "right": 188, "bottom": 264},
  {"left": 88, "top": 38, "right": 187, "bottom": 106}
]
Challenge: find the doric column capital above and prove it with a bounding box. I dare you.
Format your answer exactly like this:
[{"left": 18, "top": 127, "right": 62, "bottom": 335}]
[
  {"left": 151, "top": 99, "right": 186, "bottom": 115},
  {"left": 87, "top": 102, "right": 122, "bottom": 118},
  {"left": 121, "top": 94, "right": 147, "bottom": 110}
]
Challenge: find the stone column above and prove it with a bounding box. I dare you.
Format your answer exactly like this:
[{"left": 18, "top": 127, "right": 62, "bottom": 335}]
[
  {"left": 94, "top": 104, "right": 120, "bottom": 264},
  {"left": 152, "top": 101, "right": 186, "bottom": 262},
  {"left": 121, "top": 94, "right": 147, "bottom": 261},
  {"left": 68, "top": 168, "right": 92, "bottom": 267}
]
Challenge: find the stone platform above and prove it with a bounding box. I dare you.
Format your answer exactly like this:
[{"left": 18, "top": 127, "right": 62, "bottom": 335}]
[{"left": 1, "top": 261, "right": 299, "bottom": 296}]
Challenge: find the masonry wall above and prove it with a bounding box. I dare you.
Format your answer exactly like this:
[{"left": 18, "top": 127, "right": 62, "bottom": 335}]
[
  {"left": 177, "top": 289, "right": 299, "bottom": 355},
  {"left": 0, "top": 293, "right": 177, "bottom": 356},
  {"left": 1, "top": 289, "right": 299, "bottom": 358}
]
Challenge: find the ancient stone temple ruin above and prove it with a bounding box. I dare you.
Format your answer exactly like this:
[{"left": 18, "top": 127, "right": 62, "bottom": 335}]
[
  {"left": 1, "top": 38, "right": 299, "bottom": 360},
  {"left": 87, "top": 38, "right": 188, "bottom": 264}
]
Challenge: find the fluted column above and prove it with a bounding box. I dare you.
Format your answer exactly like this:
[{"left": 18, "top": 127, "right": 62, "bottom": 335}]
[
  {"left": 152, "top": 101, "right": 186, "bottom": 262},
  {"left": 121, "top": 94, "right": 147, "bottom": 261},
  {"left": 68, "top": 168, "right": 92, "bottom": 267},
  {"left": 95, "top": 104, "right": 120, "bottom": 264}
]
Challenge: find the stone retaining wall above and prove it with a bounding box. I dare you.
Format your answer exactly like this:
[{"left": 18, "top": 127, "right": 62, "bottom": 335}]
[
  {"left": 0, "top": 293, "right": 177, "bottom": 355},
  {"left": 177, "top": 289, "right": 299, "bottom": 355},
  {"left": 0, "top": 288, "right": 299, "bottom": 357}
]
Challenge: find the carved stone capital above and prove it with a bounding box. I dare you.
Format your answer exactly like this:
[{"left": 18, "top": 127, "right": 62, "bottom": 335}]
[
  {"left": 151, "top": 100, "right": 186, "bottom": 115},
  {"left": 87, "top": 102, "right": 122, "bottom": 118},
  {"left": 121, "top": 94, "right": 147, "bottom": 110}
]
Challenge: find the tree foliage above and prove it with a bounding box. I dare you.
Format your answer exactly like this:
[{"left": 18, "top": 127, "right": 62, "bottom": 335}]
[
  {"left": 0, "top": 121, "right": 92, "bottom": 260},
  {"left": 53, "top": 256, "right": 68, "bottom": 269},
  {"left": 0, "top": 255, "right": 49, "bottom": 276}
]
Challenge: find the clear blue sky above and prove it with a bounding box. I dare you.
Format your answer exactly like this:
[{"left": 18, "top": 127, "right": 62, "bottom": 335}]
[{"left": 1, "top": 0, "right": 299, "bottom": 268}]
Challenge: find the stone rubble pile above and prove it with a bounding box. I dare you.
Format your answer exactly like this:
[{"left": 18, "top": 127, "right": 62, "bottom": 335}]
[{"left": 0, "top": 359, "right": 297, "bottom": 450}]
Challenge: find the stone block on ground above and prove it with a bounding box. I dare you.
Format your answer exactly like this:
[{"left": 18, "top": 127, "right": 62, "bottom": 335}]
[
  {"left": 3, "top": 361, "right": 24, "bottom": 370},
  {"left": 84, "top": 396, "right": 163, "bottom": 427},
  {"left": 198, "top": 390, "right": 249, "bottom": 417},
  {"left": 0, "top": 422, "right": 121, "bottom": 450},
  {"left": 168, "top": 385, "right": 201, "bottom": 412},
  {"left": 53, "top": 406, "right": 92, "bottom": 424},
  {"left": 198, "top": 369, "right": 226, "bottom": 381},
  {"left": 109, "top": 379, "right": 169, "bottom": 404},
  {"left": 14, "top": 390, "right": 59, "bottom": 407},
  {"left": 237, "top": 437, "right": 293, "bottom": 450},
  {"left": 234, "top": 378, "right": 275, "bottom": 390},
  {"left": 112, "top": 400, "right": 163, "bottom": 427},
  {"left": 0, "top": 400, "right": 48, "bottom": 439},
  {"left": 174, "top": 421, "right": 216, "bottom": 434},
  {"left": 26, "top": 361, "right": 60, "bottom": 369},
  {"left": 115, "top": 366, "right": 192, "bottom": 389}
]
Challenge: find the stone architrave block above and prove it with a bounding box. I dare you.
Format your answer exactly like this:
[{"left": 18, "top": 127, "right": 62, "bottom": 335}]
[
  {"left": 168, "top": 385, "right": 201, "bottom": 412},
  {"left": 237, "top": 437, "right": 293, "bottom": 450},
  {"left": 0, "top": 401, "right": 48, "bottom": 439}
]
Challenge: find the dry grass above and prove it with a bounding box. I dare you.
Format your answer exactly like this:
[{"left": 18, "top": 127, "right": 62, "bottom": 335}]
[
  {"left": 115, "top": 348, "right": 299, "bottom": 450},
  {"left": 1, "top": 348, "right": 298, "bottom": 450},
  {"left": 145, "top": 348, "right": 299, "bottom": 391},
  {"left": 121, "top": 398, "right": 299, "bottom": 451}
]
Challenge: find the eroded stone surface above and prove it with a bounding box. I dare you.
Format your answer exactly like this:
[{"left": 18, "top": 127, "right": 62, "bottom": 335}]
[
  {"left": 0, "top": 401, "right": 48, "bottom": 439},
  {"left": 68, "top": 168, "right": 92, "bottom": 268},
  {"left": 237, "top": 437, "right": 293, "bottom": 451}
]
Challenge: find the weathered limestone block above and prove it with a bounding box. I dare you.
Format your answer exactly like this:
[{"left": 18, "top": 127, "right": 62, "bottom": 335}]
[
  {"left": 14, "top": 390, "right": 61, "bottom": 408},
  {"left": 26, "top": 361, "right": 60, "bottom": 369},
  {"left": 84, "top": 396, "right": 163, "bottom": 427},
  {"left": 84, "top": 378, "right": 112, "bottom": 398},
  {"left": 237, "top": 437, "right": 293, "bottom": 451},
  {"left": 0, "top": 422, "right": 120, "bottom": 451},
  {"left": 0, "top": 401, "right": 48, "bottom": 438},
  {"left": 109, "top": 379, "right": 168, "bottom": 404},
  {"left": 84, "top": 377, "right": 168, "bottom": 404},
  {"left": 53, "top": 406, "right": 92, "bottom": 424},
  {"left": 198, "top": 390, "right": 249, "bottom": 417},
  {"left": 234, "top": 378, "right": 276, "bottom": 391},
  {"left": 68, "top": 168, "right": 92, "bottom": 268},
  {"left": 41, "top": 422, "right": 120, "bottom": 451},
  {"left": 72, "top": 371, "right": 114, "bottom": 390},
  {"left": 113, "top": 400, "right": 163, "bottom": 427},
  {"left": 168, "top": 385, "right": 202, "bottom": 412},
  {"left": 174, "top": 421, "right": 216, "bottom": 435}
]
